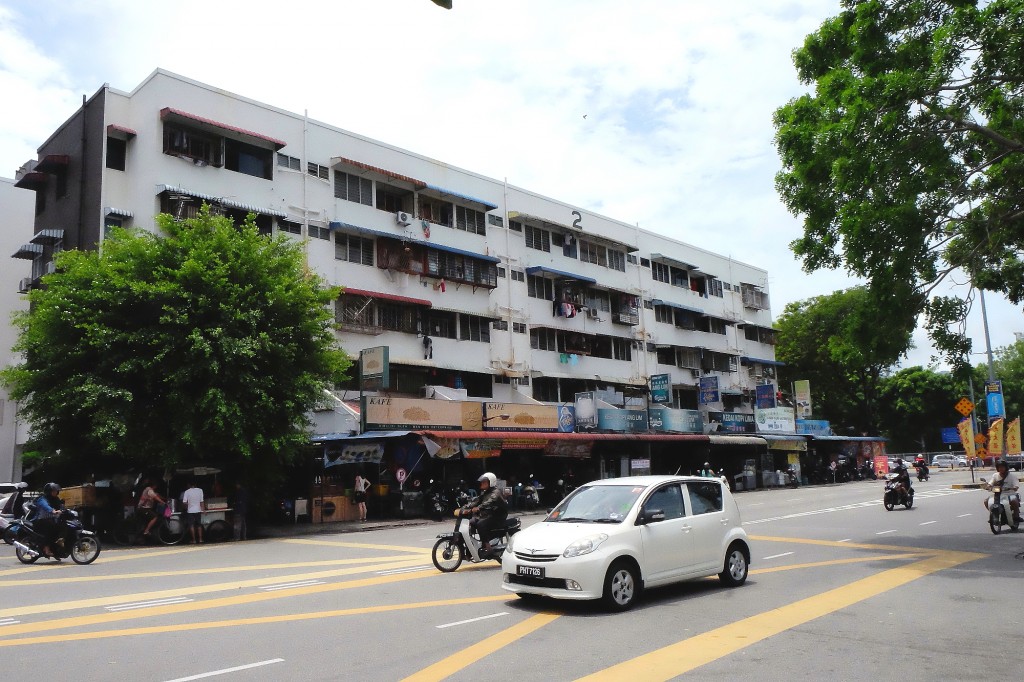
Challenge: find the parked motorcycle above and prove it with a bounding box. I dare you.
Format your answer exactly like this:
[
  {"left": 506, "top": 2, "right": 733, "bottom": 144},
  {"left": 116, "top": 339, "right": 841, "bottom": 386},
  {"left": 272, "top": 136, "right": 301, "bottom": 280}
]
[
  {"left": 981, "top": 477, "right": 1020, "bottom": 534},
  {"left": 13, "top": 508, "right": 101, "bottom": 564},
  {"left": 883, "top": 474, "right": 914, "bottom": 511},
  {"left": 426, "top": 480, "right": 449, "bottom": 521},
  {"left": 431, "top": 507, "right": 521, "bottom": 572},
  {"left": 784, "top": 469, "right": 800, "bottom": 488}
]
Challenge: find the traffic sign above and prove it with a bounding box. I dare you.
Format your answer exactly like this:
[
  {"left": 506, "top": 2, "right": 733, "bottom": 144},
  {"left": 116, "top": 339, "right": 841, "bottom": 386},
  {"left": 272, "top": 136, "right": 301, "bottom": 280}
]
[
  {"left": 954, "top": 397, "right": 974, "bottom": 416},
  {"left": 396, "top": 468, "right": 407, "bottom": 483},
  {"left": 975, "top": 433, "right": 987, "bottom": 444}
]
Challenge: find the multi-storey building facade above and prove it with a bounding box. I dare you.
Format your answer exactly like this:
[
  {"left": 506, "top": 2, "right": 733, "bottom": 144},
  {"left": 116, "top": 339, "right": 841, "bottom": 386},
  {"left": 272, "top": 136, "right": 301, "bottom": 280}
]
[{"left": 10, "top": 70, "right": 791, "bottom": 484}]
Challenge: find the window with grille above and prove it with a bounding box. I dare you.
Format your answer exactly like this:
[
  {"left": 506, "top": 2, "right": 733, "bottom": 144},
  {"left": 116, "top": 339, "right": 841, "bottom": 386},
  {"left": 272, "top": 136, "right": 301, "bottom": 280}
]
[
  {"left": 611, "top": 338, "right": 632, "bottom": 361},
  {"left": 511, "top": 270, "right": 525, "bottom": 282},
  {"left": 335, "top": 233, "right": 374, "bottom": 265},
  {"left": 654, "top": 305, "right": 673, "bottom": 324},
  {"left": 513, "top": 322, "right": 527, "bottom": 334},
  {"left": 455, "top": 206, "right": 486, "bottom": 235},
  {"left": 333, "top": 171, "right": 373, "bottom": 206},
  {"left": 525, "top": 225, "right": 551, "bottom": 252},
  {"left": 527, "top": 275, "right": 554, "bottom": 300},
  {"left": 427, "top": 311, "right": 457, "bottom": 339},
  {"left": 530, "top": 328, "right": 557, "bottom": 351},
  {"left": 652, "top": 262, "right": 670, "bottom": 283},
  {"left": 307, "top": 162, "right": 329, "bottom": 180},
  {"left": 308, "top": 224, "right": 330, "bottom": 240},
  {"left": 678, "top": 348, "right": 700, "bottom": 369},
  {"left": 608, "top": 250, "right": 626, "bottom": 272},
  {"left": 279, "top": 219, "right": 302, "bottom": 235},
  {"left": 707, "top": 278, "right": 724, "bottom": 298},
  {"left": 277, "top": 153, "right": 300, "bottom": 171},
  {"left": 460, "top": 315, "right": 491, "bottom": 343},
  {"left": 509, "top": 220, "right": 523, "bottom": 233}
]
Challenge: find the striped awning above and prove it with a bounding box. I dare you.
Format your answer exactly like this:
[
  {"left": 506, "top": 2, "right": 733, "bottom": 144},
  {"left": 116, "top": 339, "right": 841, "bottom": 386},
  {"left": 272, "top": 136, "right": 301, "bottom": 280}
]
[
  {"left": 651, "top": 299, "right": 704, "bottom": 314},
  {"left": 30, "top": 229, "right": 64, "bottom": 244},
  {"left": 158, "top": 184, "right": 287, "bottom": 218},
  {"left": 12, "top": 243, "right": 44, "bottom": 260},
  {"left": 105, "top": 207, "right": 134, "bottom": 218}
]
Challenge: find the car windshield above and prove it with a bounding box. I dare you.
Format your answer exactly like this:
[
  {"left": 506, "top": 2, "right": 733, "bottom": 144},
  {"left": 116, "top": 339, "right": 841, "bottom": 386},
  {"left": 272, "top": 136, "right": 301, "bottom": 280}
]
[{"left": 546, "top": 484, "right": 645, "bottom": 523}]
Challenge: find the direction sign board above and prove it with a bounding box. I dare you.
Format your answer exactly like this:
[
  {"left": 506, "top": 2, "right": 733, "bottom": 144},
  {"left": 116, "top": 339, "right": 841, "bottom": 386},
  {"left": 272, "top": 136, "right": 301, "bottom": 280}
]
[
  {"left": 986, "top": 381, "right": 1005, "bottom": 419},
  {"left": 954, "top": 397, "right": 974, "bottom": 416}
]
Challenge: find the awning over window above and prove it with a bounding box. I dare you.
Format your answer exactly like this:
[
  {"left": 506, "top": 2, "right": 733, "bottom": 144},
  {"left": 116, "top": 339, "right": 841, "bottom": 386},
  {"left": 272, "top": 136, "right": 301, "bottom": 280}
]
[
  {"left": 34, "top": 154, "right": 70, "bottom": 173},
  {"left": 12, "top": 243, "right": 44, "bottom": 260},
  {"left": 105, "top": 207, "right": 134, "bottom": 219},
  {"left": 508, "top": 211, "right": 637, "bottom": 252},
  {"left": 13, "top": 172, "right": 47, "bottom": 190},
  {"left": 740, "top": 356, "right": 785, "bottom": 367},
  {"left": 331, "top": 157, "right": 426, "bottom": 189},
  {"left": 650, "top": 253, "right": 700, "bottom": 271},
  {"left": 651, "top": 299, "right": 704, "bottom": 314},
  {"left": 30, "top": 229, "right": 64, "bottom": 245},
  {"left": 341, "top": 287, "right": 432, "bottom": 308},
  {"left": 524, "top": 265, "right": 597, "bottom": 284},
  {"left": 158, "top": 184, "right": 287, "bottom": 218},
  {"left": 421, "top": 184, "right": 498, "bottom": 211},
  {"left": 329, "top": 221, "right": 500, "bottom": 263},
  {"left": 160, "top": 108, "right": 287, "bottom": 149},
  {"left": 106, "top": 124, "right": 137, "bottom": 138}
]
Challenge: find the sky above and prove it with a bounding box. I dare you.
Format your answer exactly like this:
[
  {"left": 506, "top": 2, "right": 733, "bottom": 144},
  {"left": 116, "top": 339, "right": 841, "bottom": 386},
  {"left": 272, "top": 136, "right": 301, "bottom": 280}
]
[{"left": 0, "top": 0, "right": 1020, "bottom": 370}]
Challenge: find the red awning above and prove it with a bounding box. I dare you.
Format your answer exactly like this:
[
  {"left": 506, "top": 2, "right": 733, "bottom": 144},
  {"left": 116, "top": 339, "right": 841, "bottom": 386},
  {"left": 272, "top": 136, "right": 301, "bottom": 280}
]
[
  {"left": 332, "top": 156, "right": 426, "bottom": 189},
  {"left": 342, "top": 287, "right": 432, "bottom": 307},
  {"left": 417, "top": 430, "right": 708, "bottom": 442},
  {"left": 160, "top": 107, "right": 287, "bottom": 149},
  {"left": 107, "top": 124, "right": 138, "bottom": 138},
  {"left": 14, "top": 172, "right": 48, "bottom": 190},
  {"left": 34, "top": 154, "right": 70, "bottom": 173}
]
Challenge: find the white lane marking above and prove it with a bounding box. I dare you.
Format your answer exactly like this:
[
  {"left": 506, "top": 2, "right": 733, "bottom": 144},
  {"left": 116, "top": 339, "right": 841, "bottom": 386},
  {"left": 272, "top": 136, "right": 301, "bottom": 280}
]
[
  {"left": 957, "top": 513, "right": 973, "bottom": 518},
  {"left": 747, "top": 502, "right": 765, "bottom": 507},
  {"left": 762, "top": 552, "right": 794, "bottom": 560},
  {"left": 919, "top": 521, "right": 937, "bottom": 526},
  {"left": 785, "top": 498, "right": 801, "bottom": 502},
  {"left": 162, "top": 659, "right": 285, "bottom": 682},
  {"left": 837, "top": 539, "right": 852, "bottom": 543},
  {"left": 875, "top": 530, "right": 897, "bottom": 535},
  {"left": 106, "top": 597, "right": 192, "bottom": 612},
  {"left": 377, "top": 565, "right": 432, "bottom": 576},
  {"left": 744, "top": 488, "right": 970, "bottom": 525},
  {"left": 436, "top": 612, "right": 509, "bottom": 629},
  {"left": 259, "top": 579, "right": 325, "bottom": 591},
  {"left": 0, "top": 617, "right": 20, "bottom": 626}
]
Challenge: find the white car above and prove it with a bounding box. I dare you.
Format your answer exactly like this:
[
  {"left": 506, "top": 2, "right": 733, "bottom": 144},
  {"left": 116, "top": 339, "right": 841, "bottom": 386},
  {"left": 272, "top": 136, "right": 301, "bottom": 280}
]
[
  {"left": 501, "top": 475, "right": 750, "bottom": 610},
  {"left": 931, "top": 454, "right": 956, "bottom": 469}
]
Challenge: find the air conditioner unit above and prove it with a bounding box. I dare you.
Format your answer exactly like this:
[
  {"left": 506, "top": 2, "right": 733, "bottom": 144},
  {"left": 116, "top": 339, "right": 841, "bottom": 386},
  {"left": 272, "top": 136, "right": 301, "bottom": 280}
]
[
  {"left": 45, "top": 261, "right": 56, "bottom": 275},
  {"left": 763, "top": 366, "right": 776, "bottom": 378},
  {"left": 395, "top": 211, "right": 412, "bottom": 226},
  {"left": 18, "top": 277, "right": 31, "bottom": 293},
  {"left": 690, "top": 368, "right": 702, "bottom": 378},
  {"left": 587, "top": 307, "right": 600, "bottom": 320},
  {"left": 748, "top": 367, "right": 762, "bottom": 378}
]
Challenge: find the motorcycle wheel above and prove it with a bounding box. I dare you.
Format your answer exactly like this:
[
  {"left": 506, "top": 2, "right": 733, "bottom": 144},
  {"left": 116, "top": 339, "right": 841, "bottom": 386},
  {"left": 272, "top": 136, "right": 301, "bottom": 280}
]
[
  {"left": 990, "top": 509, "right": 1002, "bottom": 535},
  {"left": 431, "top": 537, "right": 464, "bottom": 572},
  {"left": 71, "top": 535, "right": 101, "bottom": 565},
  {"left": 883, "top": 494, "right": 895, "bottom": 511},
  {"left": 15, "top": 544, "right": 39, "bottom": 564},
  {"left": 157, "top": 516, "right": 185, "bottom": 545},
  {"left": 905, "top": 495, "right": 914, "bottom": 510}
]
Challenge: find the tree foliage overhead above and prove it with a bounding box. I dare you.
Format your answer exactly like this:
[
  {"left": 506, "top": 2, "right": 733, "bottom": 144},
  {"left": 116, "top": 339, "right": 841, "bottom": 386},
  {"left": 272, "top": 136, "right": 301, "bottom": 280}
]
[
  {"left": 774, "top": 0, "right": 1024, "bottom": 371},
  {"left": 1, "top": 208, "right": 351, "bottom": 476},
  {"left": 876, "top": 365, "right": 961, "bottom": 451},
  {"left": 775, "top": 286, "right": 915, "bottom": 434}
]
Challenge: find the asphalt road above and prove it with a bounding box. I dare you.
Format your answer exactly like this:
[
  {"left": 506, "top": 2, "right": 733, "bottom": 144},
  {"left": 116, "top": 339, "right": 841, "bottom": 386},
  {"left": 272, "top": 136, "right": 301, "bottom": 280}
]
[{"left": 1, "top": 469, "right": 1019, "bottom": 681}]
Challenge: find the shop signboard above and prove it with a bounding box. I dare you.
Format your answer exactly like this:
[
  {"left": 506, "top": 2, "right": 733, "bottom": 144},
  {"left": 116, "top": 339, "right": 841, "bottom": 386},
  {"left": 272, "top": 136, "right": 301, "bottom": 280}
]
[
  {"left": 649, "top": 373, "right": 671, "bottom": 404},
  {"left": 596, "top": 407, "right": 650, "bottom": 432},
  {"left": 484, "top": 402, "right": 561, "bottom": 432},
  {"left": 986, "top": 381, "right": 1006, "bottom": 419},
  {"left": 574, "top": 392, "right": 597, "bottom": 431},
  {"left": 557, "top": 404, "right": 576, "bottom": 433},
  {"left": 795, "top": 419, "right": 832, "bottom": 436},
  {"left": 714, "top": 412, "right": 756, "bottom": 433},
  {"left": 500, "top": 437, "right": 548, "bottom": 450},
  {"left": 755, "top": 406, "right": 796, "bottom": 433},
  {"left": 755, "top": 383, "right": 777, "bottom": 409},
  {"left": 324, "top": 441, "right": 385, "bottom": 466},
  {"left": 359, "top": 346, "right": 389, "bottom": 390},
  {"left": 698, "top": 375, "right": 720, "bottom": 404},
  {"left": 544, "top": 440, "right": 594, "bottom": 458},
  {"left": 361, "top": 396, "right": 482, "bottom": 431},
  {"left": 462, "top": 439, "right": 502, "bottom": 459},
  {"left": 648, "top": 406, "right": 703, "bottom": 433},
  {"left": 793, "top": 379, "right": 812, "bottom": 418}
]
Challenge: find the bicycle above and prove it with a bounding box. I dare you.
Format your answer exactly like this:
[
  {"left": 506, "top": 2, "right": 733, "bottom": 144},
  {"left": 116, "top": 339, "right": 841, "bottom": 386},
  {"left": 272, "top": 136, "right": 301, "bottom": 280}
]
[{"left": 111, "top": 510, "right": 185, "bottom": 546}]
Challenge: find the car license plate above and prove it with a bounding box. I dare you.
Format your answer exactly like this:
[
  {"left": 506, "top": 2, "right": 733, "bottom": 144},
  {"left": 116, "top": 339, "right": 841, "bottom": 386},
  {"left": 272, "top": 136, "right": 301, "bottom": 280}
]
[{"left": 517, "top": 565, "right": 544, "bottom": 579}]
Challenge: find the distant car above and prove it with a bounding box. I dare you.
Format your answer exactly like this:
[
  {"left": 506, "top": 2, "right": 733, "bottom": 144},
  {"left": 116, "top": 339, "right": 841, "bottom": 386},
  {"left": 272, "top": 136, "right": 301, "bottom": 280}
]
[
  {"left": 501, "top": 475, "right": 750, "bottom": 610},
  {"left": 955, "top": 455, "right": 969, "bottom": 467},
  {"left": 931, "top": 454, "right": 956, "bottom": 469}
]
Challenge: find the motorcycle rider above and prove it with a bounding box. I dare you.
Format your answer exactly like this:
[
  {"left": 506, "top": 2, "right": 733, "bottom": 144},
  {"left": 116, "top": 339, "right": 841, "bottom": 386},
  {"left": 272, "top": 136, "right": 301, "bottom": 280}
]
[
  {"left": 27, "top": 482, "right": 65, "bottom": 558},
  {"left": 892, "top": 458, "right": 913, "bottom": 501},
  {"left": 914, "top": 455, "right": 929, "bottom": 481},
  {"left": 984, "top": 459, "right": 1021, "bottom": 523},
  {"left": 463, "top": 472, "right": 508, "bottom": 556}
]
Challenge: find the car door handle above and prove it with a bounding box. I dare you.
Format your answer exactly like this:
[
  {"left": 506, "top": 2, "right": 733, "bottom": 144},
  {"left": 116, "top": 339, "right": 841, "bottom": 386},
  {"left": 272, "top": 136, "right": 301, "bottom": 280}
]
[{"left": 720, "top": 518, "right": 729, "bottom": 525}]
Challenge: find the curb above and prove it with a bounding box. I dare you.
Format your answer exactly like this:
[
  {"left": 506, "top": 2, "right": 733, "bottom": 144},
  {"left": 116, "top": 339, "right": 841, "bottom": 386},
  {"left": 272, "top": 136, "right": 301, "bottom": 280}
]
[{"left": 951, "top": 483, "right": 985, "bottom": 489}]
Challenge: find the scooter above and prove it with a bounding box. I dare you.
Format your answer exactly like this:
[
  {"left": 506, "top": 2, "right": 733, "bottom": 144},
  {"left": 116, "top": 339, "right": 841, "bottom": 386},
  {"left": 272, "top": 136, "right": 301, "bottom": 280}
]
[
  {"left": 981, "top": 477, "right": 1020, "bottom": 534},
  {"left": 915, "top": 464, "right": 930, "bottom": 482},
  {"left": 883, "top": 474, "right": 914, "bottom": 510},
  {"left": 784, "top": 469, "right": 800, "bottom": 488},
  {"left": 13, "top": 507, "right": 102, "bottom": 564},
  {"left": 431, "top": 507, "right": 521, "bottom": 572}
]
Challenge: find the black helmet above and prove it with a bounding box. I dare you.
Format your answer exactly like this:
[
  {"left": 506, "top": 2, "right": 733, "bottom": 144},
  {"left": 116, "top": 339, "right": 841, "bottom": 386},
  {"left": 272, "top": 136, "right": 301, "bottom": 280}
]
[
  {"left": 996, "top": 459, "right": 1009, "bottom": 469},
  {"left": 42, "top": 482, "right": 61, "bottom": 496}
]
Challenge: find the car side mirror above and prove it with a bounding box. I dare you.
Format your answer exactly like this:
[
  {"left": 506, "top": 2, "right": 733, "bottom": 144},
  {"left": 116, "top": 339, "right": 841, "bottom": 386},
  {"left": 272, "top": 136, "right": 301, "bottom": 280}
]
[
  {"left": 639, "top": 508, "right": 665, "bottom": 525},
  {"left": 980, "top": 478, "right": 987, "bottom": 483}
]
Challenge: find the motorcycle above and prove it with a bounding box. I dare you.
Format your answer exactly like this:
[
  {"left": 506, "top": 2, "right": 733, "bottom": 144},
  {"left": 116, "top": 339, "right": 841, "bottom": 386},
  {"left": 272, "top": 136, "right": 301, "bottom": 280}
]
[
  {"left": 915, "top": 464, "right": 930, "bottom": 482},
  {"left": 784, "top": 469, "right": 800, "bottom": 488},
  {"left": 13, "top": 508, "right": 102, "bottom": 564},
  {"left": 981, "top": 477, "right": 1020, "bottom": 534},
  {"left": 431, "top": 507, "right": 521, "bottom": 572},
  {"left": 426, "top": 480, "right": 449, "bottom": 521},
  {"left": 883, "top": 474, "right": 914, "bottom": 511}
]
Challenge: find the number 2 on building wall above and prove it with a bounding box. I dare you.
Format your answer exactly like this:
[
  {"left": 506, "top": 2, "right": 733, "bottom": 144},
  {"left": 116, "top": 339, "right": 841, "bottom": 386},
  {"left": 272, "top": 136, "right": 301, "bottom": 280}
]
[{"left": 571, "top": 210, "right": 582, "bottom": 229}]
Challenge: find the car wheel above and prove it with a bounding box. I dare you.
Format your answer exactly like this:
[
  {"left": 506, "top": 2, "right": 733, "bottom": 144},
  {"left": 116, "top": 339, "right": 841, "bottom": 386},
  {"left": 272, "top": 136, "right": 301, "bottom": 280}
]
[
  {"left": 719, "top": 543, "right": 749, "bottom": 587},
  {"left": 602, "top": 559, "right": 640, "bottom": 611}
]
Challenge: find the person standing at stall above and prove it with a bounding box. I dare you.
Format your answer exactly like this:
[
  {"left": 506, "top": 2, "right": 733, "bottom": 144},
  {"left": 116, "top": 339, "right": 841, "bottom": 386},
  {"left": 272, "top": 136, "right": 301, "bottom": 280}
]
[
  {"left": 181, "top": 479, "right": 205, "bottom": 544},
  {"left": 354, "top": 472, "right": 370, "bottom": 522}
]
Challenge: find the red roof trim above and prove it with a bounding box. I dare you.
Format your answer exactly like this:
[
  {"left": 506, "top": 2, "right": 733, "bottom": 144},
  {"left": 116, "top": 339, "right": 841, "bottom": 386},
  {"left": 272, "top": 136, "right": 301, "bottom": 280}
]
[
  {"left": 107, "top": 124, "right": 138, "bottom": 137},
  {"left": 333, "top": 157, "right": 426, "bottom": 189},
  {"left": 342, "top": 287, "right": 432, "bottom": 308},
  {"left": 417, "top": 430, "right": 709, "bottom": 441},
  {"left": 160, "top": 107, "right": 287, "bottom": 149}
]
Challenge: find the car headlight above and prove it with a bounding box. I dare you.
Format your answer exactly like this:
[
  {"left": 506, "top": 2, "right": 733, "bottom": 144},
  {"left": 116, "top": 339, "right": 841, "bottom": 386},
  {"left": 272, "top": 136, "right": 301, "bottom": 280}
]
[
  {"left": 506, "top": 533, "right": 516, "bottom": 552},
  {"left": 563, "top": 533, "right": 609, "bottom": 558}
]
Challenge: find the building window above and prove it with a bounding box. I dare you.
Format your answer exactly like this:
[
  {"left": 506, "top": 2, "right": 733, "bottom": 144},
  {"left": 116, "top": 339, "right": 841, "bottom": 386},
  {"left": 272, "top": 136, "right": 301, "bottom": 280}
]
[
  {"left": 104, "top": 215, "right": 124, "bottom": 238},
  {"left": 579, "top": 240, "right": 607, "bottom": 267},
  {"left": 107, "top": 137, "right": 127, "bottom": 171},
  {"left": 335, "top": 233, "right": 374, "bottom": 265},
  {"left": 278, "top": 219, "right": 302, "bottom": 235},
  {"left": 525, "top": 225, "right": 551, "bottom": 252},
  {"left": 426, "top": 311, "right": 457, "bottom": 339},
  {"left": 163, "top": 123, "right": 222, "bottom": 166},
  {"left": 460, "top": 315, "right": 492, "bottom": 343},
  {"left": 611, "top": 338, "right": 632, "bottom": 361},
  {"left": 488, "top": 214, "right": 503, "bottom": 227},
  {"left": 493, "top": 320, "right": 509, "bottom": 331},
  {"left": 527, "top": 275, "right": 554, "bottom": 300},
  {"left": 708, "top": 318, "right": 727, "bottom": 335},
  {"left": 224, "top": 139, "right": 273, "bottom": 179},
  {"left": 334, "top": 171, "right": 373, "bottom": 206},
  {"left": 608, "top": 250, "right": 626, "bottom": 272},
  {"left": 376, "top": 184, "right": 409, "bottom": 213},
  {"left": 277, "top": 153, "right": 301, "bottom": 171},
  {"left": 307, "top": 162, "right": 329, "bottom": 180},
  {"left": 707, "top": 278, "right": 724, "bottom": 298},
  {"left": 656, "top": 346, "right": 675, "bottom": 365},
  {"left": 511, "top": 269, "right": 525, "bottom": 282},
  {"left": 530, "top": 328, "right": 557, "bottom": 351},
  {"left": 652, "top": 262, "right": 670, "bottom": 284},
  {"left": 455, "top": 206, "right": 486, "bottom": 235},
  {"left": 308, "top": 224, "right": 331, "bottom": 240},
  {"left": 509, "top": 220, "right": 523, "bottom": 233},
  {"left": 741, "top": 283, "right": 769, "bottom": 310},
  {"left": 497, "top": 267, "right": 507, "bottom": 278},
  {"left": 654, "top": 305, "right": 673, "bottom": 324},
  {"left": 513, "top": 322, "right": 527, "bottom": 334}
]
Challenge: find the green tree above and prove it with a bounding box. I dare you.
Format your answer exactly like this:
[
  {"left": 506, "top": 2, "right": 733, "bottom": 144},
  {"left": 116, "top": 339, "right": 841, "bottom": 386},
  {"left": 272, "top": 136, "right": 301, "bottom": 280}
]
[
  {"left": 775, "top": 287, "right": 914, "bottom": 433},
  {"left": 774, "top": 0, "right": 1024, "bottom": 371},
  {"left": 1, "top": 208, "right": 351, "bottom": 483},
  {"left": 876, "top": 366, "right": 961, "bottom": 452}
]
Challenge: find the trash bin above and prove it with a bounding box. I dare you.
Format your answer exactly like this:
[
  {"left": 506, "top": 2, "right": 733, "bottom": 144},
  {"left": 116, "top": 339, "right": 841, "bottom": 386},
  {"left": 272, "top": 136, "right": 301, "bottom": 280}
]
[{"left": 733, "top": 474, "right": 745, "bottom": 492}]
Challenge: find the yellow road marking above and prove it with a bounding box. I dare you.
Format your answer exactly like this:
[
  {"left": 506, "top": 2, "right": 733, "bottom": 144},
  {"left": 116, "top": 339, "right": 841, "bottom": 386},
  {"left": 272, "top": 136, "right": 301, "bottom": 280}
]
[
  {"left": 751, "top": 553, "right": 926, "bottom": 574},
  {"left": 750, "top": 534, "right": 938, "bottom": 553},
  {"left": 283, "top": 538, "right": 431, "bottom": 553},
  {"left": 0, "top": 546, "right": 207, "bottom": 577},
  {"left": 402, "top": 612, "right": 562, "bottom": 682},
  {"left": 0, "top": 595, "right": 509, "bottom": 647},
  {"left": 575, "top": 549, "right": 984, "bottom": 681}
]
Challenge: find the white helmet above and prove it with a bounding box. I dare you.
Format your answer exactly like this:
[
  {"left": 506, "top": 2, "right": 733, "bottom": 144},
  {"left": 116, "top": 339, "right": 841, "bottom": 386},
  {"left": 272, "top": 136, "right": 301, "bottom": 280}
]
[{"left": 478, "top": 472, "right": 497, "bottom": 487}]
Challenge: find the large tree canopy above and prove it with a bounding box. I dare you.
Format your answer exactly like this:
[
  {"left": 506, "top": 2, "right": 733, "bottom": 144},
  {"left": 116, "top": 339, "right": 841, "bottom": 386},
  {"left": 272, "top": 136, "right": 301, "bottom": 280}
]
[
  {"left": 774, "top": 0, "right": 1024, "bottom": 370},
  {"left": 1, "top": 209, "right": 350, "bottom": 478},
  {"left": 775, "top": 286, "right": 914, "bottom": 433}
]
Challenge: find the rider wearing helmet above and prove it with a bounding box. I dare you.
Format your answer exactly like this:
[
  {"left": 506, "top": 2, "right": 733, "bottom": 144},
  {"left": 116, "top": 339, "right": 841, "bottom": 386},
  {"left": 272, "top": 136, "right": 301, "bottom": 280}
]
[
  {"left": 892, "top": 458, "right": 913, "bottom": 498},
  {"left": 467, "top": 472, "right": 508, "bottom": 555},
  {"left": 28, "top": 482, "right": 65, "bottom": 558},
  {"left": 984, "top": 460, "right": 1021, "bottom": 522}
]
